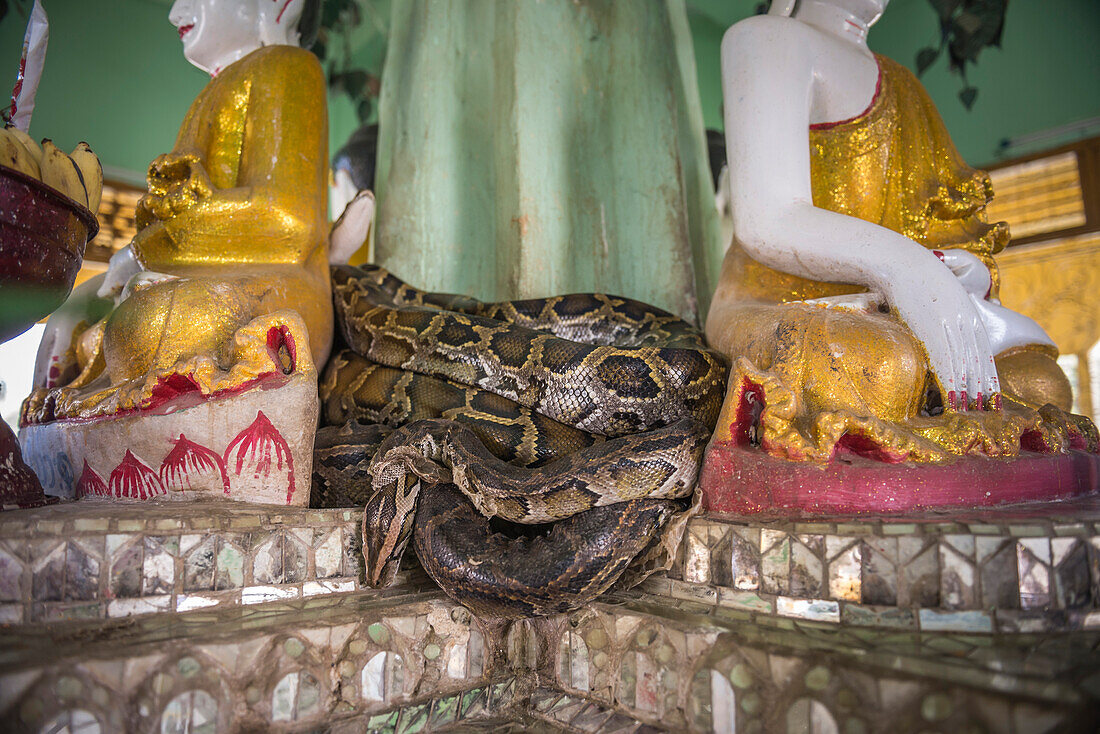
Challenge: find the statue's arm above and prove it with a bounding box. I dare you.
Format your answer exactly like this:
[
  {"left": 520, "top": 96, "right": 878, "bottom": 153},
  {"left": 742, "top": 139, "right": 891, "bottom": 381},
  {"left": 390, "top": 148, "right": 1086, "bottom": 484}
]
[
  {"left": 718, "top": 17, "right": 999, "bottom": 407},
  {"left": 134, "top": 49, "right": 327, "bottom": 268}
]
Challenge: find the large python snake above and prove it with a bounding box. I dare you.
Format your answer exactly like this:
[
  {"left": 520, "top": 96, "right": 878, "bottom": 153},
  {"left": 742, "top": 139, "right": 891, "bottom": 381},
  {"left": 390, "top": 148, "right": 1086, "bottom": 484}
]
[{"left": 315, "top": 264, "right": 728, "bottom": 617}]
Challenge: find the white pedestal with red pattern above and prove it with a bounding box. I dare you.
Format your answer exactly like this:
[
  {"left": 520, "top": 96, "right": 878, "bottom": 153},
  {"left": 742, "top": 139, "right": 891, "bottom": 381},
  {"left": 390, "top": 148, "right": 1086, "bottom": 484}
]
[{"left": 19, "top": 372, "right": 318, "bottom": 506}]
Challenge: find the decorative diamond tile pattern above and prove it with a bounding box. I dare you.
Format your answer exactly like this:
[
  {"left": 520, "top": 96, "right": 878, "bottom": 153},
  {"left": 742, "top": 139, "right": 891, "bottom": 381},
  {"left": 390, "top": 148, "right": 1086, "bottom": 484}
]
[
  {"left": 0, "top": 591, "right": 500, "bottom": 734},
  {"left": 543, "top": 595, "right": 1100, "bottom": 733},
  {"left": 659, "top": 498, "right": 1100, "bottom": 632},
  {"left": 5, "top": 499, "right": 1100, "bottom": 732},
  {"left": 0, "top": 501, "right": 383, "bottom": 623}
]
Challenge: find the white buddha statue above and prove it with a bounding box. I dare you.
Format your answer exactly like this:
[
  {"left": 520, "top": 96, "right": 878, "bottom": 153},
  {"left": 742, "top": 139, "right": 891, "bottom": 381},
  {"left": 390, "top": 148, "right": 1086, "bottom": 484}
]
[{"left": 705, "top": 0, "right": 1092, "bottom": 463}]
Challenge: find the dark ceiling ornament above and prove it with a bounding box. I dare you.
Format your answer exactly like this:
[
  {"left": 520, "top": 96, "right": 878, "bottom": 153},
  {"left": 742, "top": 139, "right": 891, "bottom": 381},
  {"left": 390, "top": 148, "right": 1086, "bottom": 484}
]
[
  {"left": 312, "top": 0, "right": 385, "bottom": 124},
  {"left": 915, "top": 0, "right": 1008, "bottom": 110}
]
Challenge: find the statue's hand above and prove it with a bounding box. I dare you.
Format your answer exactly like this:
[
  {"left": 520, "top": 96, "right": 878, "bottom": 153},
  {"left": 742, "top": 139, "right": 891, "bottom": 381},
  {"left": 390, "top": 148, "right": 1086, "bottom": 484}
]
[
  {"left": 934, "top": 249, "right": 992, "bottom": 300},
  {"left": 880, "top": 255, "right": 1001, "bottom": 411},
  {"left": 136, "top": 153, "right": 214, "bottom": 228}
]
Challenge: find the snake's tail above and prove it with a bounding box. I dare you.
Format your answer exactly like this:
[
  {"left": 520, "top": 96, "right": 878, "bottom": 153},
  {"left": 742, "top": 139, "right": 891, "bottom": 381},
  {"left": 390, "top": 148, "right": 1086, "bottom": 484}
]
[
  {"left": 413, "top": 483, "right": 678, "bottom": 618},
  {"left": 362, "top": 473, "right": 421, "bottom": 587}
]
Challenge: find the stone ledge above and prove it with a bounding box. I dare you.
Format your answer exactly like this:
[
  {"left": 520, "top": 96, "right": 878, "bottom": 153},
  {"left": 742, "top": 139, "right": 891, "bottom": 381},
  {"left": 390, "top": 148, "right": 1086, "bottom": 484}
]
[
  {"left": 0, "top": 500, "right": 379, "bottom": 624},
  {"left": 0, "top": 590, "right": 506, "bottom": 733},
  {"left": 664, "top": 501, "right": 1100, "bottom": 626},
  {"left": 3, "top": 582, "right": 1099, "bottom": 733},
  {"left": 537, "top": 595, "right": 1100, "bottom": 732}
]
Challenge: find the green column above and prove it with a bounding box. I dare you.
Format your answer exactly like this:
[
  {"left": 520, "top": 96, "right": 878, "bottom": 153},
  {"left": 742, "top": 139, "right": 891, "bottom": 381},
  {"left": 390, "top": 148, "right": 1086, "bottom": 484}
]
[{"left": 374, "top": 0, "right": 722, "bottom": 323}]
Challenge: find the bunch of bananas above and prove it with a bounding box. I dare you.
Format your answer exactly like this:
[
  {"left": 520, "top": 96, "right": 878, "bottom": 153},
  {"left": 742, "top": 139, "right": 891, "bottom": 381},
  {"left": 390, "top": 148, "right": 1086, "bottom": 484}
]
[{"left": 0, "top": 124, "right": 102, "bottom": 213}]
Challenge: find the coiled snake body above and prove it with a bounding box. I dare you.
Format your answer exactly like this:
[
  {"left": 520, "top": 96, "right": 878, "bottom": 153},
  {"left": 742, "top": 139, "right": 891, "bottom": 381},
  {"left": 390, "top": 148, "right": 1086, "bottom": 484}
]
[{"left": 316, "top": 265, "right": 728, "bottom": 617}]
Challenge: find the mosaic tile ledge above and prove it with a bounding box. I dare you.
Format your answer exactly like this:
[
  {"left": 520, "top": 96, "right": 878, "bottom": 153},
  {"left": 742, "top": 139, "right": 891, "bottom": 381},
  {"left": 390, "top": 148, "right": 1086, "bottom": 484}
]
[
  {"left": 0, "top": 590, "right": 505, "bottom": 734},
  {"left": 0, "top": 499, "right": 382, "bottom": 624},
  {"left": 540, "top": 598, "right": 1100, "bottom": 733},
  {"left": 639, "top": 575, "right": 1100, "bottom": 634},
  {"left": 668, "top": 512, "right": 1100, "bottom": 619}
]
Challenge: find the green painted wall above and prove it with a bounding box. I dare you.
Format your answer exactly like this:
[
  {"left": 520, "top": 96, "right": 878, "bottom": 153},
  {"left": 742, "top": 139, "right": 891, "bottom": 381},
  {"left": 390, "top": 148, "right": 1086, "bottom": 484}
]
[
  {"left": 1, "top": 0, "right": 1097, "bottom": 178},
  {"left": 687, "top": 0, "right": 1100, "bottom": 165},
  {"left": 0, "top": 0, "right": 205, "bottom": 181},
  {"left": 0, "top": 0, "right": 374, "bottom": 182}
]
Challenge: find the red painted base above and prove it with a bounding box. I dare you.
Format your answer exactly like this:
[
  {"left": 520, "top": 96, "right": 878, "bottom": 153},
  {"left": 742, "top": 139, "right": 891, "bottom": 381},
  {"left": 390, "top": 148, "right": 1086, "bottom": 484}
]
[{"left": 700, "top": 441, "right": 1100, "bottom": 517}]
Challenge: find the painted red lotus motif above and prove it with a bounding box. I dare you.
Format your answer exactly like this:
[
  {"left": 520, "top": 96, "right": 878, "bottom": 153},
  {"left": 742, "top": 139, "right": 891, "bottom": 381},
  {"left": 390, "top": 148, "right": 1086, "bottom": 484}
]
[
  {"left": 108, "top": 450, "right": 166, "bottom": 500},
  {"left": 77, "top": 460, "right": 108, "bottom": 498},
  {"left": 223, "top": 411, "right": 295, "bottom": 503},
  {"left": 160, "top": 434, "right": 230, "bottom": 494}
]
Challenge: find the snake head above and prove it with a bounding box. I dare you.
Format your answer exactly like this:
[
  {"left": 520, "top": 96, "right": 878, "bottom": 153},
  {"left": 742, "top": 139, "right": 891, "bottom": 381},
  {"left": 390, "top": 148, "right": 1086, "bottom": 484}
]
[{"left": 361, "top": 474, "right": 420, "bottom": 587}]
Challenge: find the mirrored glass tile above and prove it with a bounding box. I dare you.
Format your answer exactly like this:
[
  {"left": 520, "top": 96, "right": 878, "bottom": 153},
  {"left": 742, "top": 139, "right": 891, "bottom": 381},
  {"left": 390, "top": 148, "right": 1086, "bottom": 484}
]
[
  {"left": 161, "top": 690, "right": 218, "bottom": 734},
  {"left": 840, "top": 604, "right": 915, "bottom": 629},
  {"left": 314, "top": 531, "right": 342, "bottom": 579},
  {"left": 395, "top": 702, "right": 428, "bottom": 734},
  {"left": 429, "top": 695, "right": 458, "bottom": 727},
  {"left": 786, "top": 697, "right": 838, "bottom": 734},
  {"left": 108, "top": 539, "right": 142, "bottom": 599},
  {"left": 284, "top": 533, "right": 308, "bottom": 584},
  {"left": 861, "top": 537, "right": 898, "bottom": 606},
  {"left": 1052, "top": 538, "right": 1091, "bottom": 608},
  {"left": 826, "top": 538, "right": 860, "bottom": 602},
  {"left": 898, "top": 537, "right": 939, "bottom": 608},
  {"left": 684, "top": 530, "right": 710, "bottom": 584},
  {"left": 635, "top": 651, "right": 659, "bottom": 714},
  {"left": 214, "top": 541, "right": 245, "bottom": 590},
  {"left": 176, "top": 595, "right": 219, "bottom": 612},
  {"left": 241, "top": 586, "right": 298, "bottom": 605},
  {"left": 918, "top": 609, "right": 993, "bottom": 632},
  {"left": 602, "top": 711, "right": 644, "bottom": 733},
  {"left": 717, "top": 588, "right": 772, "bottom": 613},
  {"left": 776, "top": 597, "right": 840, "bottom": 623},
  {"left": 302, "top": 580, "right": 355, "bottom": 597},
  {"left": 141, "top": 537, "right": 175, "bottom": 596},
  {"left": 939, "top": 540, "right": 977, "bottom": 609},
  {"left": 252, "top": 535, "right": 282, "bottom": 585},
  {"left": 531, "top": 689, "right": 563, "bottom": 712},
  {"left": 790, "top": 536, "right": 824, "bottom": 598},
  {"left": 977, "top": 537, "right": 1018, "bottom": 609},
  {"left": 1017, "top": 539, "right": 1052, "bottom": 609},
  {"left": 106, "top": 595, "right": 170, "bottom": 617},
  {"left": 272, "top": 672, "right": 298, "bottom": 722},
  {"left": 32, "top": 543, "right": 65, "bottom": 602},
  {"left": 183, "top": 536, "right": 217, "bottom": 593},
  {"left": 460, "top": 687, "right": 488, "bottom": 718},
  {"left": 730, "top": 527, "right": 761, "bottom": 591},
  {"left": 0, "top": 547, "right": 23, "bottom": 603},
  {"left": 760, "top": 530, "right": 790, "bottom": 595}
]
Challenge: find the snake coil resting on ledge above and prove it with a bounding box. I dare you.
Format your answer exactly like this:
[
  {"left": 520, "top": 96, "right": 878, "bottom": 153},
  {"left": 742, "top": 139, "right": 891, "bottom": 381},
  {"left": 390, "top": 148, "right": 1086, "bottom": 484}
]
[{"left": 315, "top": 264, "right": 728, "bottom": 617}]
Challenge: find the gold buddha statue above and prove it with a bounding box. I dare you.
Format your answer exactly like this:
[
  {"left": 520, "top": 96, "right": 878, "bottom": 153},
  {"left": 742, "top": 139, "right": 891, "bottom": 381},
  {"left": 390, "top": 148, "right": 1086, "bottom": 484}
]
[
  {"left": 23, "top": 0, "right": 331, "bottom": 423},
  {"left": 706, "top": 0, "right": 1094, "bottom": 463}
]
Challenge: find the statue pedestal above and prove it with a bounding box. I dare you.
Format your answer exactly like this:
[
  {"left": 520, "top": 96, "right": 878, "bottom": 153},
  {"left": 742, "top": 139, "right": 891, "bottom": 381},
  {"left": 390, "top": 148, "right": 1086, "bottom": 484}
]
[
  {"left": 700, "top": 441, "right": 1100, "bottom": 516},
  {"left": 19, "top": 370, "right": 318, "bottom": 506}
]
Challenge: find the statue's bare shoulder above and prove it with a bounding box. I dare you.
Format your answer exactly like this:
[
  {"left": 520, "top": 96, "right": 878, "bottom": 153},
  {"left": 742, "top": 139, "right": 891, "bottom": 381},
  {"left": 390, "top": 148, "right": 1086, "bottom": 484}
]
[{"left": 722, "top": 15, "right": 824, "bottom": 67}]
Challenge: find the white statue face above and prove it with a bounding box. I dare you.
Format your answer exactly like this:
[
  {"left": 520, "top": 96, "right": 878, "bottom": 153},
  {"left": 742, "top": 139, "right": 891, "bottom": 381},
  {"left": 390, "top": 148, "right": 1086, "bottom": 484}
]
[
  {"left": 842, "top": 0, "right": 889, "bottom": 27},
  {"left": 774, "top": 0, "right": 890, "bottom": 28},
  {"left": 169, "top": 0, "right": 261, "bottom": 74}
]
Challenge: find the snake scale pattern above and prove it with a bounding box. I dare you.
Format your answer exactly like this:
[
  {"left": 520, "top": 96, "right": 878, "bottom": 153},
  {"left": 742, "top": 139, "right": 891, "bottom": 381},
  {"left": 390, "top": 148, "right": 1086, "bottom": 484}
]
[{"left": 315, "top": 264, "right": 728, "bottom": 617}]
